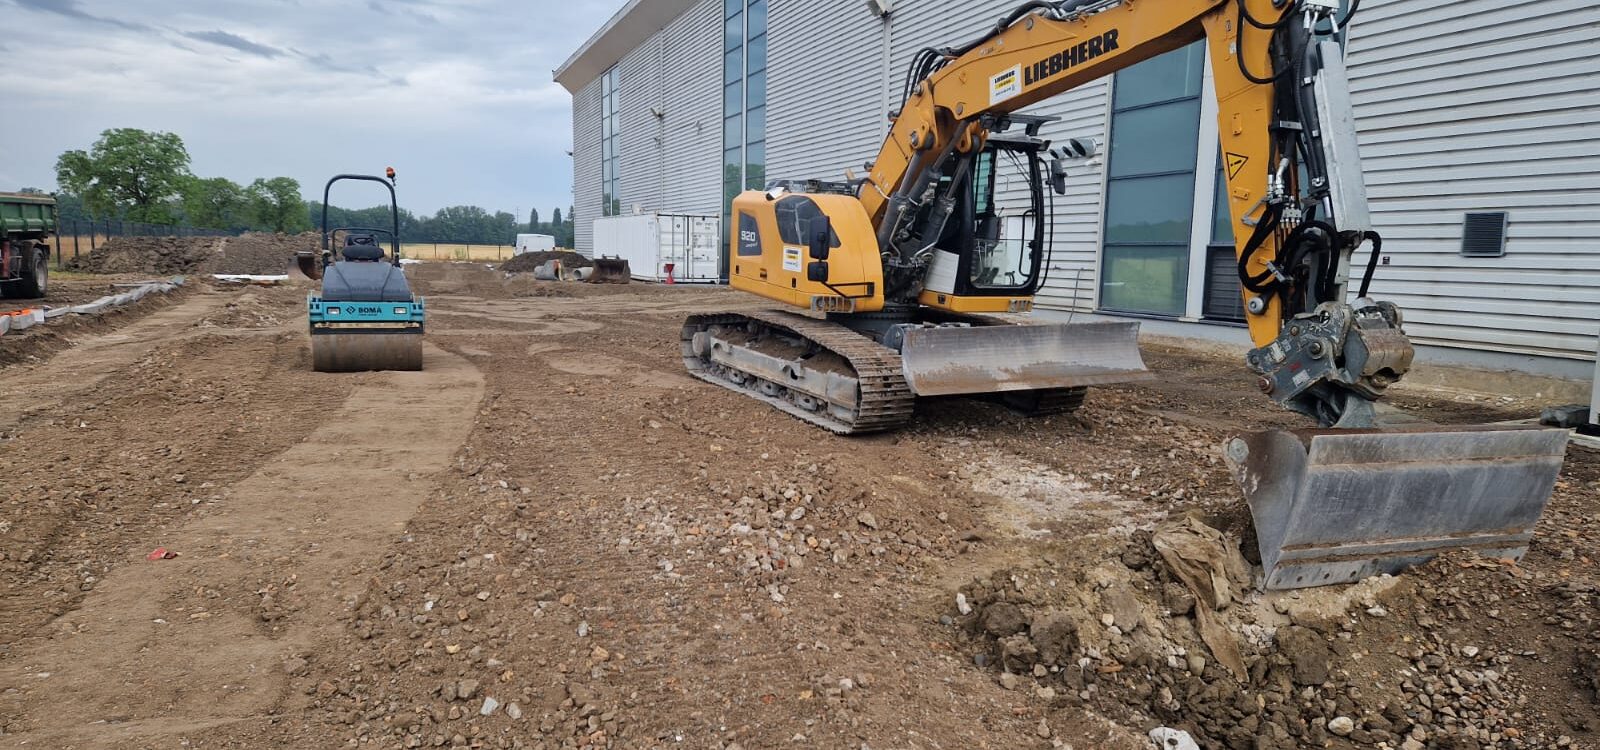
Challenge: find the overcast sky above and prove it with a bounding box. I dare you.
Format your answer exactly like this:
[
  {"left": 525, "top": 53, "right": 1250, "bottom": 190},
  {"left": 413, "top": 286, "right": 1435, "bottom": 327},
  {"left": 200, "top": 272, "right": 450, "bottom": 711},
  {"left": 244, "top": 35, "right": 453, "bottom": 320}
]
[{"left": 0, "top": 0, "right": 623, "bottom": 217}]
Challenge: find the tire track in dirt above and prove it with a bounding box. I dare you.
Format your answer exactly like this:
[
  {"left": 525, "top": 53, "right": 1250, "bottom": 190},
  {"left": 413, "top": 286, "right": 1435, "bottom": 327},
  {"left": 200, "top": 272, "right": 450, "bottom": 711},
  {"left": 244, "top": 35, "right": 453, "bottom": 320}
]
[
  {"left": 0, "top": 343, "right": 484, "bottom": 747},
  {"left": 0, "top": 289, "right": 229, "bottom": 434}
]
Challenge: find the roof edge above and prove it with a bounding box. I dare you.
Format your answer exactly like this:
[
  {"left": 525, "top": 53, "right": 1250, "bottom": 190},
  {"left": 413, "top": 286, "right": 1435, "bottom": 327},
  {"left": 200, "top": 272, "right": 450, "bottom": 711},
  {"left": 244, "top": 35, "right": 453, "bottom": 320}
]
[{"left": 553, "top": 0, "right": 699, "bottom": 94}]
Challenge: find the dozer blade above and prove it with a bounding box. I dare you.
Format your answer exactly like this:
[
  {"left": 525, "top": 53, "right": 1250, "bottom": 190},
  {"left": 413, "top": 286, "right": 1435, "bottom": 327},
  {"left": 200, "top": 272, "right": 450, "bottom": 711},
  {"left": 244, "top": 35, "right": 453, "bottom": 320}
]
[
  {"left": 311, "top": 331, "right": 423, "bottom": 372},
  {"left": 587, "top": 257, "right": 631, "bottom": 284},
  {"left": 1225, "top": 425, "right": 1569, "bottom": 590},
  {"left": 899, "top": 320, "right": 1152, "bottom": 397}
]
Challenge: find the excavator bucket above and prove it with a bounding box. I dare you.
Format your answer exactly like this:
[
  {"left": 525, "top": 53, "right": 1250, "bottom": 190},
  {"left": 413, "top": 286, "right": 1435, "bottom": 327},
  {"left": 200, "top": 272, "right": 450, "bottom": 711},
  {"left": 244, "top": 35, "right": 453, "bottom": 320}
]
[
  {"left": 288, "top": 251, "right": 321, "bottom": 281},
  {"left": 899, "top": 320, "right": 1152, "bottom": 397},
  {"left": 587, "top": 256, "right": 631, "bottom": 284},
  {"left": 1225, "top": 425, "right": 1569, "bottom": 590}
]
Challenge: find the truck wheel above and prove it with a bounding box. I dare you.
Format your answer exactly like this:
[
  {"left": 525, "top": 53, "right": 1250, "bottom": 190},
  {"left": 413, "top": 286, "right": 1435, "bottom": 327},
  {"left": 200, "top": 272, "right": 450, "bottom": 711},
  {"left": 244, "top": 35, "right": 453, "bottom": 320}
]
[{"left": 14, "top": 245, "right": 48, "bottom": 299}]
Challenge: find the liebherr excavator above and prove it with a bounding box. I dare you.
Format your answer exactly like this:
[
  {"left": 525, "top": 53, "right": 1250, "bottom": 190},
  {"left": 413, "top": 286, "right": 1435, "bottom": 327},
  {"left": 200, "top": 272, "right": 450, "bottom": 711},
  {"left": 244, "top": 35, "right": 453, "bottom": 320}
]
[{"left": 682, "top": 0, "right": 1570, "bottom": 588}]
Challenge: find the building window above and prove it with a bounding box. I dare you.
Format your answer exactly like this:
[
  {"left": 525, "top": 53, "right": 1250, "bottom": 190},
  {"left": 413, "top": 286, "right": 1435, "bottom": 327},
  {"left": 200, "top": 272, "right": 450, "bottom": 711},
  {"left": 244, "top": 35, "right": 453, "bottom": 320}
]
[
  {"left": 1099, "top": 42, "right": 1205, "bottom": 316},
  {"left": 722, "top": 0, "right": 767, "bottom": 217},
  {"left": 600, "top": 66, "right": 621, "bottom": 216},
  {"left": 1202, "top": 154, "right": 1246, "bottom": 322}
]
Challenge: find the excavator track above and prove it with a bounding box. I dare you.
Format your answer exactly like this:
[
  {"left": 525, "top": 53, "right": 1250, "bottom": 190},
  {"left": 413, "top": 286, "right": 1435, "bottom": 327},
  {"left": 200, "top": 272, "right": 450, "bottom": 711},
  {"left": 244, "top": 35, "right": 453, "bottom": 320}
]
[{"left": 682, "top": 310, "right": 914, "bottom": 435}]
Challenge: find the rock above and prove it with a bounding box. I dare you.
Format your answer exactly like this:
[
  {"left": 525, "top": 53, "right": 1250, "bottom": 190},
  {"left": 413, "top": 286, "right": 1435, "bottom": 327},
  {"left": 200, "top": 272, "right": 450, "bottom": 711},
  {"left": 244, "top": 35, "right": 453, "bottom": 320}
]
[
  {"left": 479, "top": 697, "right": 499, "bottom": 716},
  {"left": 457, "top": 679, "right": 479, "bottom": 700},
  {"left": 1104, "top": 584, "right": 1142, "bottom": 632},
  {"left": 1365, "top": 605, "right": 1388, "bottom": 617},
  {"left": 999, "top": 672, "right": 1020, "bottom": 690},
  {"left": 857, "top": 512, "right": 879, "bottom": 530},
  {"left": 505, "top": 702, "right": 523, "bottom": 720},
  {"left": 1328, "top": 717, "right": 1355, "bottom": 736},
  {"left": 1037, "top": 718, "right": 1051, "bottom": 738},
  {"left": 1277, "top": 626, "right": 1334, "bottom": 686},
  {"left": 282, "top": 656, "right": 309, "bottom": 676},
  {"left": 956, "top": 593, "right": 972, "bottom": 616},
  {"left": 1149, "top": 727, "right": 1200, "bottom": 750},
  {"left": 981, "top": 602, "right": 1027, "bottom": 637},
  {"left": 1028, "top": 612, "right": 1079, "bottom": 666},
  {"left": 1186, "top": 653, "right": 1206, "bottom": 676},
  {"left": 1461, "top": 645, "right": 1480, "bottom": 658}
]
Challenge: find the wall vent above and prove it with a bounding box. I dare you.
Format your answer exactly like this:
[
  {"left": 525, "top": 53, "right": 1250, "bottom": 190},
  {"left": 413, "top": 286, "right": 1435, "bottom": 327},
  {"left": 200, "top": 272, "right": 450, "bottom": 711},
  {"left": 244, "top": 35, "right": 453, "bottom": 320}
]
[{"left": 1461, "top": 211, "right": 1508, "bottom": 258}]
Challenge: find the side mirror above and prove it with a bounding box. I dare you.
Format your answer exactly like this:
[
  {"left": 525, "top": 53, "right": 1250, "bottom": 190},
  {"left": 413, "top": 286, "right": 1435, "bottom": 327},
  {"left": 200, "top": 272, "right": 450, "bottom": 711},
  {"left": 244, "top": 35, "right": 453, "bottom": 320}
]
[
  {"left": 1049, "top": 159, "right": 1069, "bottom": 195},
  {"left": 807, "top": 261, "right": 829, "bottom": 283},
  {"left": 808, "top": 215, "right": 831, "bottom": 260}
]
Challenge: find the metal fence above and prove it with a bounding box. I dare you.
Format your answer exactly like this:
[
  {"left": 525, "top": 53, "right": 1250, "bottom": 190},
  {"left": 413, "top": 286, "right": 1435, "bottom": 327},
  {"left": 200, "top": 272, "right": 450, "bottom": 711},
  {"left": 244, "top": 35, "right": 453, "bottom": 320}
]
[{"left": 51, "top": 219, "right": 230, "bottom": 268}]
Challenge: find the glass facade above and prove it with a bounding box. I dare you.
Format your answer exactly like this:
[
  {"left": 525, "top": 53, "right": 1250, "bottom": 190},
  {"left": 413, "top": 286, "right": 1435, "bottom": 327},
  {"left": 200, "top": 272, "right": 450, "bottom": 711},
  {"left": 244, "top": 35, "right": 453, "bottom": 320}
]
[
  {"left": 600, "top": 66, "right": 621, "bottom": 216},
  {"left": 1099, "top": 42, "right": 1205, "bottom": 316},
  {"left": 723, "top": 0, "right": 767, "bottom": 243}
]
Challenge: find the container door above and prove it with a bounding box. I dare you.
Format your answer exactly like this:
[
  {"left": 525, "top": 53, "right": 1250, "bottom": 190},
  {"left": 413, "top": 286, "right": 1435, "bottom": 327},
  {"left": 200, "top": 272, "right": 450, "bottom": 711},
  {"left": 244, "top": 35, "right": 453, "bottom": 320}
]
[{"left": 689, "top": 217, "right": 719, "bottom": 281}]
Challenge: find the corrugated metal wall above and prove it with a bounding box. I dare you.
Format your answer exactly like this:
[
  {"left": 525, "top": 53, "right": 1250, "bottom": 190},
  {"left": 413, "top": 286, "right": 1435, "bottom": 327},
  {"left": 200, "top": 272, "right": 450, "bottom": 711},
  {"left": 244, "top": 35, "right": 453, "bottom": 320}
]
[
  {"left": 764, "top": 0, "right": 1114, "bottom": 312},
  {"left": 572, "top": 78, "right": 603, "bottom": 256},
  {"left": 660, "top": 0, "right": 724, "bottom": 215},
  {"left": 765, "top": 0, "right": 886, "bottom": 186},
  {"left": 570, "top": 0, "right": 721, "bottom": 256},
  {"left": 1347, "top": 0, "right": 1600, "bottom": 360}
]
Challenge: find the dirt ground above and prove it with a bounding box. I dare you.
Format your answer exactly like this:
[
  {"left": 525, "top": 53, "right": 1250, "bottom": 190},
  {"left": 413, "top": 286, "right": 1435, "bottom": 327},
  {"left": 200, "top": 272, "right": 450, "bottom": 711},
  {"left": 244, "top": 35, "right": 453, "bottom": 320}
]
[{"left": 1, "top": 262, "right": 1596, "bottom": 750}]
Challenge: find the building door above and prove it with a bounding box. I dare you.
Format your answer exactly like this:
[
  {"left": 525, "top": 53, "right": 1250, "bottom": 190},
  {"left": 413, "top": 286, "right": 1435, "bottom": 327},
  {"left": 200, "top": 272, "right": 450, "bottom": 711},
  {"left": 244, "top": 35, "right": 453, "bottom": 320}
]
[{"left": 1098, "top": 43, "right": 1207, "bottom": 317}]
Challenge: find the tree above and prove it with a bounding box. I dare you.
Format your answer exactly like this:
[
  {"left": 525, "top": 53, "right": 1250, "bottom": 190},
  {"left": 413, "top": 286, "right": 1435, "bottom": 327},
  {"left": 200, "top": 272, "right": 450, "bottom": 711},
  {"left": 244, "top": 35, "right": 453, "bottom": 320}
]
[
  {"left": 248, "top": 177, "right": 310, "bottom": 233},
  {"left": 528, "top": 208, "right": 540, "bottom": 234},
  {"left": 182, "top": 177, "right": 249, "bottom": 231},
  {"left": 55, "top": 128, "right": 192, "bottom": 223}
]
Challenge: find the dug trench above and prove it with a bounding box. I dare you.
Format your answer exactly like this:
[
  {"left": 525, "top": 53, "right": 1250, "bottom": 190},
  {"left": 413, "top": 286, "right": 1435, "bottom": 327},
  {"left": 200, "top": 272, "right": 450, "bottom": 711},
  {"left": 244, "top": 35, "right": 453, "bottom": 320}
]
[{"left": 0, "top": 262, "right": 1595, "bottom": 750}]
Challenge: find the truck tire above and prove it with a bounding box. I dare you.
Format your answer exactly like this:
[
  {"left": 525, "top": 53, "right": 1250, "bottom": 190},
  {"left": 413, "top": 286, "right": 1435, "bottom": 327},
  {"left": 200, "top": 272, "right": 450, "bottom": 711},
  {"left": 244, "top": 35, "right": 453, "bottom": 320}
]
[{"left": 13, "top": 244, "right": 48, "bottom": 299}]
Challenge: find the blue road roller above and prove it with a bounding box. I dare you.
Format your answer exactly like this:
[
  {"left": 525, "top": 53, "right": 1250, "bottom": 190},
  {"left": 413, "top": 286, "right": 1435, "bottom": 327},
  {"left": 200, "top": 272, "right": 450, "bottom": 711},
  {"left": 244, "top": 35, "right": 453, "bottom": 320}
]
[{"left": 307, "top": 170, "right": 425, "bottom": 371}]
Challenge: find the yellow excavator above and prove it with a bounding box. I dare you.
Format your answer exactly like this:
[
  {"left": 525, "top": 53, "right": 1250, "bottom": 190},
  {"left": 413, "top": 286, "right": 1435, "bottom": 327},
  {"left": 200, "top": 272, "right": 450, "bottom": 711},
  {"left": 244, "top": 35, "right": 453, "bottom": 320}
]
[{"left": 683, "top": 0, "right": 1572, "bottom": 588}]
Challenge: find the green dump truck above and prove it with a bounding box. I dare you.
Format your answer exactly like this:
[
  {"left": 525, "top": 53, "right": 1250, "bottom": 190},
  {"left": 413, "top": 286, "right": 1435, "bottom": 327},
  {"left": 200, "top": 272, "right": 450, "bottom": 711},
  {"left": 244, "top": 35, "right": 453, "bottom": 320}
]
[{"left": 0, "top": 191, "right": 54, "bottom": 299}]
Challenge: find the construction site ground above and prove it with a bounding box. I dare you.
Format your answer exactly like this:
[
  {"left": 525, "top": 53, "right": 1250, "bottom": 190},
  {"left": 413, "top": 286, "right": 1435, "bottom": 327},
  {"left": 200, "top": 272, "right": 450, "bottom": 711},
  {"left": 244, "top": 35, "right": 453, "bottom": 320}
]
[{"left": 1, "top": 261, "right": 1596, "bottom": 750}]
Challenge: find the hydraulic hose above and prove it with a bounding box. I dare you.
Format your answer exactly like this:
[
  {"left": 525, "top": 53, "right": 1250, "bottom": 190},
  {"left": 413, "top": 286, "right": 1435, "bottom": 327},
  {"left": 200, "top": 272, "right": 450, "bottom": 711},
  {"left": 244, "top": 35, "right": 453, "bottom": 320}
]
[{"left": 1356, "top": 230, "right": 1381, "bottom": 298}]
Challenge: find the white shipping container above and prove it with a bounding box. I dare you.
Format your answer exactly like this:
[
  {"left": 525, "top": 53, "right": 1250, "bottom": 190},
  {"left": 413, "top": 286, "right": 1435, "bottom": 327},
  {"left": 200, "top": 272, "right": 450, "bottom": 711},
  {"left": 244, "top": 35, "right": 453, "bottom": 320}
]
[
  {"left": 514, "top": 234, "right": 556, "bottom": 255},
  {"left": 592, "top": 214, "right": 720, "bottom": 283}
]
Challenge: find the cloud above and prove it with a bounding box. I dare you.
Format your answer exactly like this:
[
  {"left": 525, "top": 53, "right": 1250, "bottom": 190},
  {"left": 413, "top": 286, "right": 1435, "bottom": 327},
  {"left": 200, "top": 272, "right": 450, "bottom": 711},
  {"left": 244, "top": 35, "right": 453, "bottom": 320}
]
[
  {"left": 180, "top": 30, "right": 285, "bottom": 59},
  {"left": 0, "top": 0, "right": 632, "bottom": 215},
  {"left": 10, "top": 0, "right": 152, "bottom": 32}
]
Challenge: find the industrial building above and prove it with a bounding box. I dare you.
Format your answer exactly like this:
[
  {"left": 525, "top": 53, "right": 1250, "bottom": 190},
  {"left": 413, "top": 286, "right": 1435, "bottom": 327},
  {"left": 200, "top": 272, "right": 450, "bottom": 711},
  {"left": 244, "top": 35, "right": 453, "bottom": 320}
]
[{"left": 555, "top": 0, "right": 1600, "bottom": 378}]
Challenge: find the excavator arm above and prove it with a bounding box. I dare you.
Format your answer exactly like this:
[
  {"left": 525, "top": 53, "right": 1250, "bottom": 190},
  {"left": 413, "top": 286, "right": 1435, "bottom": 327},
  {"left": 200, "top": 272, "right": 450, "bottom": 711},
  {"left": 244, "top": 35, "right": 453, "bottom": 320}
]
[
  {"left": 857, "top": 0, "right": 1569, "bottom": 589},
  {"left": 864, "top": 0, "right": 1400, "bottom": 427}
]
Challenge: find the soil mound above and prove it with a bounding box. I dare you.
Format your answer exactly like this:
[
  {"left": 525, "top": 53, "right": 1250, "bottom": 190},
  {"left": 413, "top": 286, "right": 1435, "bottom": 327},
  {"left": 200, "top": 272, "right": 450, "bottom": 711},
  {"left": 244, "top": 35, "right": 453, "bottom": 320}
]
[
  {"left": 500, "top": 250, "right": 592, "bottom": 273},
  {"left": 210, "top": 232, "right": 318, "bottom": 274},
  {"left": 65, "top": 233, "right": 324, "bottom": 276},
  {"left": 68, "top": 237, "right": 221, "bottom": 275}
]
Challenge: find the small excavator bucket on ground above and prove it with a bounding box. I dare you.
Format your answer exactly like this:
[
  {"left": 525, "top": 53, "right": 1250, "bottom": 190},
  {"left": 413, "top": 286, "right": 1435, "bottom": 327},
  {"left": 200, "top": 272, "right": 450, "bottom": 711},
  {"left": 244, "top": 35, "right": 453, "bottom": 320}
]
[
  {"left": 899, "top": 320, "right": 1152, "bottom": 397},
  {"left": 1225, "top": 425, "right": 1569, "bottom": 590},
  {"left": 588, "top": 256, "right": 631, "bottom": 284},
  {"left": 288, "top": 251, "right": 321, "bottom": 281}
]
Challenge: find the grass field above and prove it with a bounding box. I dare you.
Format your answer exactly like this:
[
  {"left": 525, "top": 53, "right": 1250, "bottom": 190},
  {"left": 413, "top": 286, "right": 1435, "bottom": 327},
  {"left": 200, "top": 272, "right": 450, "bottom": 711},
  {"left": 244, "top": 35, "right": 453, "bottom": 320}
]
[{"left": 400, "top": 243, "right": 527, "bottom": 262}]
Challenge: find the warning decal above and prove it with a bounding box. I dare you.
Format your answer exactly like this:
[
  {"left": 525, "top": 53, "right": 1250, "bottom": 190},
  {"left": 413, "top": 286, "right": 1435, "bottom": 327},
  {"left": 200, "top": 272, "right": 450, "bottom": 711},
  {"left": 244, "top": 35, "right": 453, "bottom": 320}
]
[
  {"left": 1225, "top": 152, "right": 1249, "bottom": 180},
  {"left": 782, "top": 246, "right": 802, "bottom": 273}
]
